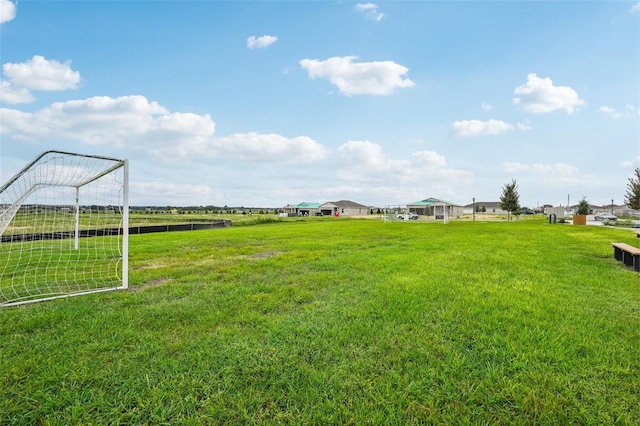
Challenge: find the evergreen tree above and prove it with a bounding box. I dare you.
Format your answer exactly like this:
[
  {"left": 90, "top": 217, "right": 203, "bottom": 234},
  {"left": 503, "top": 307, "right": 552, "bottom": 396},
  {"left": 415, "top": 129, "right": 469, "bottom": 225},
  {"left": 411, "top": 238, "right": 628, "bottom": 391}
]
[
  {"left": 576, "top": 197, "right": 590, "bottom": 215},
  {"left": 624, "top": 167, "right": 640, "bottom": 210},
  {"left": 499, "top": 179, "right": 520, "bottom": 221}
]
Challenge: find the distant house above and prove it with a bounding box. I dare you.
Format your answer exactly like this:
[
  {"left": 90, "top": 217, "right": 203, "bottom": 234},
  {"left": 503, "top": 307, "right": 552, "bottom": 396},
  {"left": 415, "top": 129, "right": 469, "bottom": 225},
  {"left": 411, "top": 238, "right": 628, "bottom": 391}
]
[
  {"left": 601, "top": 204, "right": 629, "bottom": 216},
  {"left": 319, "top": 200, "right": 369, "bottom": 217},
  {"left": 567, "top": 204, "right": 608, "bottom": 215},
  {"left": 463, "top": 201, "right": 509, "bottom": 215},
  {"left": 569, "top": 203, "right": 635, "bottom": 216},
  {"left": 283, "top": 202, "right": 321, "bottom": 216},
  {"left": 613, "top": 205, "right": 640, "bottom": 217},
  {"left": 408, "top": 198, "right": 464, "bottom": 218},
  {"left": 616, "top": 205, "right": 640, "bottom": 217}
]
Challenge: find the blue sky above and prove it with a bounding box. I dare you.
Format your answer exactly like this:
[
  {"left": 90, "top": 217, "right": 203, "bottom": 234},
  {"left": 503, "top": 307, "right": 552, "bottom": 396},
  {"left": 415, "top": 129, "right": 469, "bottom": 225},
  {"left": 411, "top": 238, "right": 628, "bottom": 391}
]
[{"left": 1, "top": 0, "right": 639, "bottom": 209}]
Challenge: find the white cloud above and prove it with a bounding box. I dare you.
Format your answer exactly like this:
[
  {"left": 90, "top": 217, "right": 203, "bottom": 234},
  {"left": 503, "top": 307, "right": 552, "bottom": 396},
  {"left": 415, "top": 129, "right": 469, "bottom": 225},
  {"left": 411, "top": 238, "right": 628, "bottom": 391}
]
[
  {"left": 513, "top": 73, "right": 585, "bottom": 114},
  {"left": 0, "top": 95, "right": 329, "bottom": 164},
  {"left": 599, "top": 106, "right": 620, "bottom": 118},
  {"left": 411, "top": 150, "right": 447, "bottom": 168},
  {"left": 355, "top": 3, "right": 385, "bottom": 21},
  {"left": 300, "top": 56, "right": 414, "bottom": 96},
  {"left": 2, "top": 95, "right": 173, "bottom": 145},
  {"left": 516, "top": 120, "right": 533, "bottom": 131},
  {"left": 481, "top": 101, "right": 492, "bottom": 111},
  {"left": 0, "top": 107, "right": 32, "bottom": 137},
  {"left": 336, "top": 140, "right": 471, "bottom": 191},
  {"left": 599, "top": 105, "right": 632, "bottom": 119},
  {"left": 631, "top": 2, "right": 640, "bottom": 13},
  {"left": 502, "top": 161, "right": 586, "bottom": 189},
  {"left": 1, "top": 55, "right": 81, "bottom": 104},
  {"left": 620, "top": 156, "right": 640, "bottom": 168},
  {"left": 246, "top": 35, "right": 278, "bottom": 49},
  {"left": 338, "top": 140, "right": 386, "bottom": 167},
  {"left": 0, "top": 56, "right": 81, "bottom": 104},
  {"left": 0, "top": 80, "right": 35, "bottom": 104},
  {"left": 3, "top": 55, "right": 80, "bottom": 91},
  {"left": 503, "top": 162, "right": 579, "bottom": 176},
  {"left": 213, "top": 132, "right": 330, "bottom": 163},
  {"left": 451, "top": 119, "right": 514, "bottom": 137},
  {"left": 338, "top": 140, "right": 449, "bottom": 170},
  {"left": 0, "top": 0, "right": 16, "bottom": 24},
  {"left": 629, "top": 105, "right": 640, "bottom": 117},
  {"left": 132, "top": 181, "right": 216, "bottom": 202}
]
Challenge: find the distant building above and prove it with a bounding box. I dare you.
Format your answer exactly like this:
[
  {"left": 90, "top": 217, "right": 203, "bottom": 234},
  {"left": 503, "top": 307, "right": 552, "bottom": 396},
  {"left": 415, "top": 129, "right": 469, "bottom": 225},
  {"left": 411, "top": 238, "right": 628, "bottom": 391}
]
[
  {"left": 615, "top": 205, "right": 639, "bottom": 217},
  {"left": 319, "top": 200, "right": 369, "bottom": 217},
  {"left": 567, "top": 204, "right": 608, "bottom": 215},
  {"left": 283, "top": 202, "right": 321, "bottom": 216},
  {"left": 463, "top": 201, "right": 509, "bottom": 215},
  {"left": 408, "top": 198, "right": 464, "bottom": 218},
  {"left": 282, "top": 200, "right": 370, "bottom": 217}
]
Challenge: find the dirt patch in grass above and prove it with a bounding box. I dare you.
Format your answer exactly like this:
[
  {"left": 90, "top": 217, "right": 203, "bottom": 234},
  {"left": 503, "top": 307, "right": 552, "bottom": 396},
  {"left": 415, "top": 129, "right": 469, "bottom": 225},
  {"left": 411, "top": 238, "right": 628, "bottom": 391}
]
[
  {"left": 249, "top": 251, "right": 282, "bottom": 260},
  {"left": 131, "top": 277, "right": 171, "bottom": 292},
  {"left": 132, "top": 264, "right": 166, "bottom": 270}
]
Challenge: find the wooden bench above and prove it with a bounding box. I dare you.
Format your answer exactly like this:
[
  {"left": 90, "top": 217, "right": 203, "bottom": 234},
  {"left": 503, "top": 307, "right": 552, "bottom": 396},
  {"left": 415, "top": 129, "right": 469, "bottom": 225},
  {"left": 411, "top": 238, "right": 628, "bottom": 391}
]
[{"left": 612, "top": 243, "right": 640, "bottom": 272}]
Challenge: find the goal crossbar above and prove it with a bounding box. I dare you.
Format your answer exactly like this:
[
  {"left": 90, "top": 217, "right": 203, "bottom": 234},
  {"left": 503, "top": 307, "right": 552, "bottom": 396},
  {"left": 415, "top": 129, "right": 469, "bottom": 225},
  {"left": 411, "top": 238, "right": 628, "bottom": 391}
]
[{"left": 0, "top": 150, "right": 126, "bottom": 190}]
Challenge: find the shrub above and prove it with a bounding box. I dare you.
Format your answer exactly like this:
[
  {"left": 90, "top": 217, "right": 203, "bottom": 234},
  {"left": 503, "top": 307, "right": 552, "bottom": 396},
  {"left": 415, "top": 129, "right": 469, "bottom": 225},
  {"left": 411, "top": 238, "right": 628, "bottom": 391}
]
[{"left": 610, "top": 219, "right": 633, "bottom": 228}]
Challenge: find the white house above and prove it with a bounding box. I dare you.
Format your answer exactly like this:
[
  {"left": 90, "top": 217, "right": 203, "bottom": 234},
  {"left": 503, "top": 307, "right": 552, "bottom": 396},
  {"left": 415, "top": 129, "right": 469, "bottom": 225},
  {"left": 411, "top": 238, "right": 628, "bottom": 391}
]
[
  {"left": 463, "top": 201, "right": 509, "bottom": 215},
  {"left": 319, "top": 200, "right": 369, "bottom": 217}
]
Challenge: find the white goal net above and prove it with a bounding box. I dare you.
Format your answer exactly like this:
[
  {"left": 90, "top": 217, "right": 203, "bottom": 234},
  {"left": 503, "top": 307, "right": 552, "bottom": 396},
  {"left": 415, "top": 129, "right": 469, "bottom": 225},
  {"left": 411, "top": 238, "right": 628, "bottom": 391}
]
[{"left": 0, "top": 151, "right": 128, "bottom": 307}]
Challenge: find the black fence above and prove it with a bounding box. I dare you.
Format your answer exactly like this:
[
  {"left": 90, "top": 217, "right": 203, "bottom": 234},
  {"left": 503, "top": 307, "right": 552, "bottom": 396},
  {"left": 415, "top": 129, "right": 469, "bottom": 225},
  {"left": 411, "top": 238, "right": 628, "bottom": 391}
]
[{"left": 1, "top": 220, "right": 232, "bottom": 243}]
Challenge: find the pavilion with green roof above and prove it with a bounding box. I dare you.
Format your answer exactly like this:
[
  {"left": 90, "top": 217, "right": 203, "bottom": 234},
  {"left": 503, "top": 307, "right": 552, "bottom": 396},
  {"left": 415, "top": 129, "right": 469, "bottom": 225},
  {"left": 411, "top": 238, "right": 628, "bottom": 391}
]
[
  {"left": 407, "top": 197, "right": 464, "bottom": 219},
  {"left": 283, "top": 202, "right": 322, "bottom": 216}
]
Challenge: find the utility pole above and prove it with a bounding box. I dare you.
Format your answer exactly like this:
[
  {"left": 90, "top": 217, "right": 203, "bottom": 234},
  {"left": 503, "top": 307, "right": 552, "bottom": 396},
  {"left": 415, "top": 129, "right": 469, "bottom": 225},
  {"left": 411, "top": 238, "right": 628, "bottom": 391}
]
[{"left": 473, "top": 197, "right": 475, "bottom": 221}]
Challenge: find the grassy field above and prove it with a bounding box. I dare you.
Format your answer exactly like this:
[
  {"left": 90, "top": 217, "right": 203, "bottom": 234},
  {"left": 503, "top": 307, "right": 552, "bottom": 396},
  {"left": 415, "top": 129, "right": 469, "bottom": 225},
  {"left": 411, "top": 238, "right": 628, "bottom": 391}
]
[{"left": 1, "top": 218, "right": 638, "bottom": 424}]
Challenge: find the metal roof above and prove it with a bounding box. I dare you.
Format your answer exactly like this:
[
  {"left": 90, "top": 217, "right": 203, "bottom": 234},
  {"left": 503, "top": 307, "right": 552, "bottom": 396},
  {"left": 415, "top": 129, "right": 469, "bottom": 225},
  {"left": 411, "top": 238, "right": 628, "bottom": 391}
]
[
  {"left": 321, "top": 200, "right": 369, "bottom": 208},
  {"left": 464, "top": 201, "right": 502, "bottom": 208},
  {"left": 407, "top": 197, "right": 460, "bottom": 206},
  {"left": 293, "top": 202, "right": 321, "bottom": 208}
]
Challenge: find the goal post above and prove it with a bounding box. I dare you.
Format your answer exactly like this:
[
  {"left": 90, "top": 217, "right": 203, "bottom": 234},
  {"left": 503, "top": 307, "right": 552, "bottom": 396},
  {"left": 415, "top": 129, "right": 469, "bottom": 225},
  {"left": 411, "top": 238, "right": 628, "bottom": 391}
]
[{"left": 0, "top": 150, "right": 129, "bottom": 307}]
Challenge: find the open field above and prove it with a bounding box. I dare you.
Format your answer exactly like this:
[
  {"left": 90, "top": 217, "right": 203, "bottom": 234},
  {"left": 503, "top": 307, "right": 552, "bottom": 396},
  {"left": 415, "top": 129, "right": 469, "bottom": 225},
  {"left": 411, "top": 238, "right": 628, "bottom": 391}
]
[{"left": 1, "top": 218, "right": 639, "bottom": 424}]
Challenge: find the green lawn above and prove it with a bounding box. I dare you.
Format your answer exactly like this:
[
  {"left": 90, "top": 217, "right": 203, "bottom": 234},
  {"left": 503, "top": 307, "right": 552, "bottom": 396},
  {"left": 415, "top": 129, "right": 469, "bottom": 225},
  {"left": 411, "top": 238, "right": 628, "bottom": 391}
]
[{"left": 1, "top": 218, "right": 638, "bottom": 424}]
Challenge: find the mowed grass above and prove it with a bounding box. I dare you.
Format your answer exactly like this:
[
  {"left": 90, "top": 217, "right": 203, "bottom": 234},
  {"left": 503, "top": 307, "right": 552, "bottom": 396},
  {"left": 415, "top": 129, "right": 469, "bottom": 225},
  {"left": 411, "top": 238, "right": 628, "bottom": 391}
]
[{"left": 1, "top": 218, "right": 638, "bottom": 424}]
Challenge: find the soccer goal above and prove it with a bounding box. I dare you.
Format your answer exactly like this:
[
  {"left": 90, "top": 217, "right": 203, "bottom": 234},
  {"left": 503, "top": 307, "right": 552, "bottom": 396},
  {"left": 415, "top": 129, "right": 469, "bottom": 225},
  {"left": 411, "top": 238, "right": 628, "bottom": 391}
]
[{"left": 0, "top": 151, "right": 129, "bottom": 307}]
